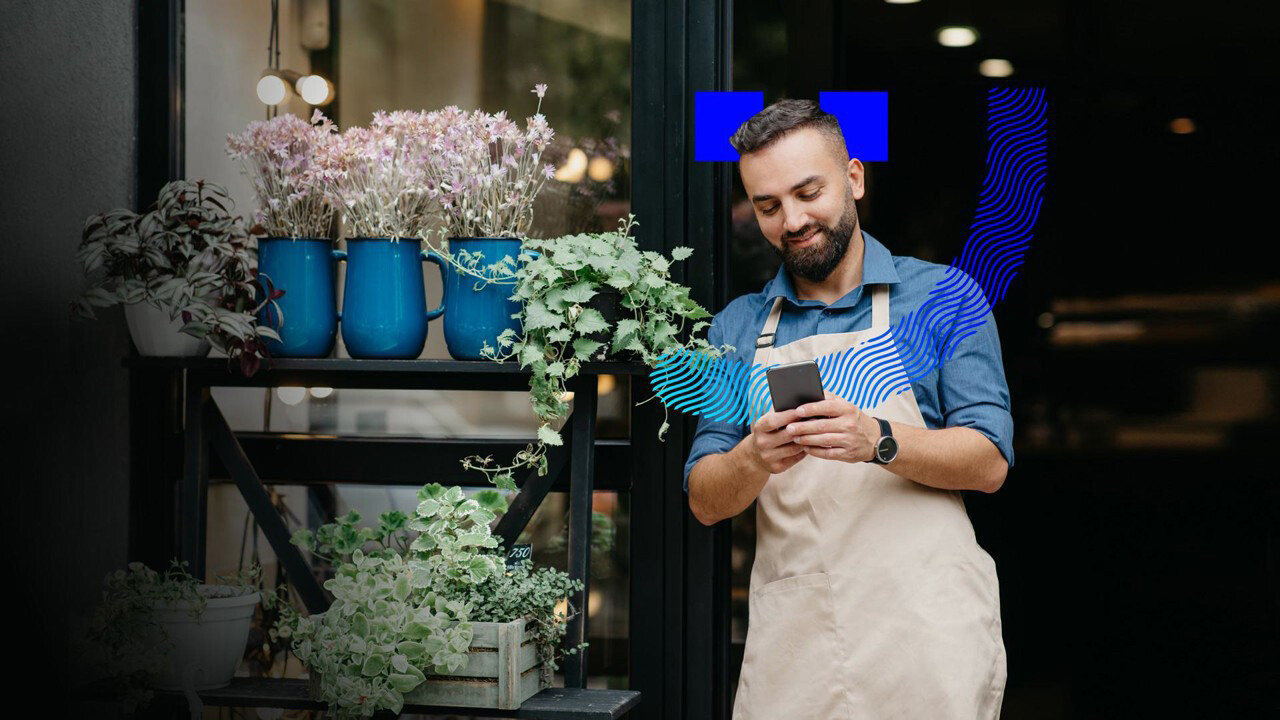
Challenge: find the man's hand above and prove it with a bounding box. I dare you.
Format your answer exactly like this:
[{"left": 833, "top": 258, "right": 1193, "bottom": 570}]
[
  {"left": 744, "top": 408, "right": 808, "bottom": 474},
  {"left": 787, "top": 391, "right": 882, "bottom": 463}
]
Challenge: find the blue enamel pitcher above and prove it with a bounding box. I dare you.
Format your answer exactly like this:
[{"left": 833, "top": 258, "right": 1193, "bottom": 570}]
[
  {"left": 339, "top": 237, "right": 445, "bottom": 359},
  {"left": 440, "top": 237, "right": 527, "bottom": 360},
  {"left": 255, "top": 237, "right": 342, "bottom": 358}
]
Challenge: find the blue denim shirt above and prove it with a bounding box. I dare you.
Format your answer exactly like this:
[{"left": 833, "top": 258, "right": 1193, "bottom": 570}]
[{"left": 683, "top": 230, "right": 1015, "bottom": 493}]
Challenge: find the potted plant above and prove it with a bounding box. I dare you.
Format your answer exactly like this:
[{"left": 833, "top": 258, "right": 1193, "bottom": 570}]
[
  {"left": 315, "top": 111, "right": 445, "bottom": 359},
  {"left": 463, "top": 214, "right": 720, "bottom": 489},
  {"left": 227, "top": 110, "right": 343, "bottom": 358},
  {"left": 72, "top": 180, "right": 282, "bottom": 376},
  {"left": 78, "top": 561, "right": 261, "bottom": 710},
  {"left": 422, "top": 84, "right": 557, "bottom": 361},
  {"left": 281, "top": 484, "right": 584, "bottom": 717}
]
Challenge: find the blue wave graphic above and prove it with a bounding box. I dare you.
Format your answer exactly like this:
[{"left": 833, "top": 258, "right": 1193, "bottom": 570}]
[{"left": 654, "top": 87, "right": 1047, "bottom": 426}]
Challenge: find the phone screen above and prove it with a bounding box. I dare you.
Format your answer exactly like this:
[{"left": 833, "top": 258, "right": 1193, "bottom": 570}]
[{"left": 766, "top": 361, "right": 826, "bottom": 413}]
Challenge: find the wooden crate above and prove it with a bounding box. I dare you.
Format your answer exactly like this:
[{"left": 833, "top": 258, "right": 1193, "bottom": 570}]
[{"left": 308, "top": 618, "right": 549, "bottom": 710}]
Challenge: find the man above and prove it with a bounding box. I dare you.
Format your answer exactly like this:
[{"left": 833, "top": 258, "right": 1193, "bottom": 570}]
[{"left": 685, "top": 99, "right": 1012, "bottom": 719}]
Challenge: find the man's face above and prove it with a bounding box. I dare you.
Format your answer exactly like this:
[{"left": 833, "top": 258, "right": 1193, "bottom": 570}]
[{"left": 739, "top": 127, "right": 865, "bottom": 283}]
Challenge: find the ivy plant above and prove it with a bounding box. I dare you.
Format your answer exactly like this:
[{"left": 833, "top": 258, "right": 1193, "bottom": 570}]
[
  {"left": 284, "top": 483, "right": 583, "bottom": 718},
  {"left": 463, "top": 214, "right": 723, "bottom": 488}
]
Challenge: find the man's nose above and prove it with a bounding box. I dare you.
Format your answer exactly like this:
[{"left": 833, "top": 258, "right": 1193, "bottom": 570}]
[{"left": 782, "top": 205, "right": 810, "bottom": 235}]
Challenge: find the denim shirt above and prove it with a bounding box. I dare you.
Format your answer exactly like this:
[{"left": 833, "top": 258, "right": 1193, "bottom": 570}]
[{"left": 683, "top": 230, "right": 1015, "bottom": 493}]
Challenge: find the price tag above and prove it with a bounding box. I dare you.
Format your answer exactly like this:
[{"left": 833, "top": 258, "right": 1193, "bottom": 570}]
[{"left": 505, "top": 543, "right": 532, "bottom": 570}]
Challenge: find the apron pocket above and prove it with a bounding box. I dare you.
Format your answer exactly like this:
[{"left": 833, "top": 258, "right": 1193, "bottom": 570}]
[{"left": 734, "top": 572, "right": 851, "bottom": 720}]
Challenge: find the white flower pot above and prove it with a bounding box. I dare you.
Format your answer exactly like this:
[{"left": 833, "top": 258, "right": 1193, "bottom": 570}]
[
  {"left": 150, "top": 587, "right": 260, "bottom": 691},
  {"left": 124, "top": 301, "right": 210, "bottom": 357}
]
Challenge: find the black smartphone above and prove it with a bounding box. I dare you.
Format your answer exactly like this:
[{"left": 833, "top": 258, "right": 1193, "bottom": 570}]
[{"left": 766, "top": 360, "right": 826, "bottom": 413}]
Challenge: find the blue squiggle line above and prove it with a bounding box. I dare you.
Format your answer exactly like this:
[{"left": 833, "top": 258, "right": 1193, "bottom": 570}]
[{"left": 653, "top": 87, "right": 1046, "bottom": 426}]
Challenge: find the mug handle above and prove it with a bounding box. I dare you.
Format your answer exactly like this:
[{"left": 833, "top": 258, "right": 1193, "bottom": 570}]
[
  {"left": 332, "top": 249, "right": 347, "bottom": 321},
  {"left": 421, "top": 250, "right": 446, "bottom": 321}
]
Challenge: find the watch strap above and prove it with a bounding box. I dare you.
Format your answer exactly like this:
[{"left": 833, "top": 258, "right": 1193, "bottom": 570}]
[{"left": 871, "top": 417, "right": 893, "bottom": 464}]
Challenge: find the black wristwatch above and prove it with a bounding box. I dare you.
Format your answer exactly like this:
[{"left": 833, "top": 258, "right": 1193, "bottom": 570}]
[{"left": 869, "top": 417, "right": 898, "bottom": 465}]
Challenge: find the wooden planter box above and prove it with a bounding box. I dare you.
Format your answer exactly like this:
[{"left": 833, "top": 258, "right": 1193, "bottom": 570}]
[{"left": 308, "top": 618, "right": 548, "bottom": 710}]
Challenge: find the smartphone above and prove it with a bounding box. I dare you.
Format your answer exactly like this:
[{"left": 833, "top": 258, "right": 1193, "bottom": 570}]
[{"left": 766, "top": 360, "right": 826, "bottom": 413}]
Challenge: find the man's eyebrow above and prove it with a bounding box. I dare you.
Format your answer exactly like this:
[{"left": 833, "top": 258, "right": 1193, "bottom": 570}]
[{"left": 750, "top": 175, "right": 824, "bottom": 203}]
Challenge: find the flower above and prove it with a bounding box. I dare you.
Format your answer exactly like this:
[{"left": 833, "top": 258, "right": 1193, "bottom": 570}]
[
  {"left": 533, "top": 83, "right": 548, "bottom": 99},
  {"left": 420, "top": 86, "right": 556, "bottom": 240},
  {"left": 226, "top": 112, "right": 338, "bottom": 238}
]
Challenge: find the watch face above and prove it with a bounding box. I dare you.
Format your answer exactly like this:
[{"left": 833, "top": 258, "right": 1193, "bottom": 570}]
[{"left": 876, "top": 436, "right": 898, "bottom": 463}]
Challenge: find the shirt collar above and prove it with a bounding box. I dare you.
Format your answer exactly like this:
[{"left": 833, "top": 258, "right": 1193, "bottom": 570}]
[{"left": 763, "top": 229, "right": 901, "bottom": 309}]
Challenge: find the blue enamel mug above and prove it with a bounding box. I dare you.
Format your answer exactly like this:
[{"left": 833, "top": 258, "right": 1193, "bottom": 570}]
[
  {"left": 440, "top": 237, "right": 529, "bottom": 361},
  {"left": 338, "top": 237, "right": 445, "bottom": 359},
  {"left": 255, "top": 237, "right": 342, "bottom": 358}
]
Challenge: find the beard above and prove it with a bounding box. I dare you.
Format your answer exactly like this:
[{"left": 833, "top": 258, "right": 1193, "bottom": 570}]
[{"left": 773, "top": 186, "right": 858, "bottom": 283}]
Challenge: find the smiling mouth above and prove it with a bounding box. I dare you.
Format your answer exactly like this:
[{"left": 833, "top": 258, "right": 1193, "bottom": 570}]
[{"left": 787, "top": 229, "right": 821, "bottom": 246}]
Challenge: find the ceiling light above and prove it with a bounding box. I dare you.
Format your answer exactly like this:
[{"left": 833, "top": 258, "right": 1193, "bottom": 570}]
[
  {"left": 979, "top": 58, "right": 1014, "bottom": 77},
  {"left": 1170, "top": 118, "right": 1196, "bottom": 134},
  {"left": 937, "top": 26, "right": 979, "bottom": 47},
  {"left": 884, "top": 0, "right": 921, "bottom": 4}
]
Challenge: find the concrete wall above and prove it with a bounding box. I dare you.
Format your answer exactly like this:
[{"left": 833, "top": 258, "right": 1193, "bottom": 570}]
[{"left": 0, "top": 0, "right": 137, "bottom": 687}]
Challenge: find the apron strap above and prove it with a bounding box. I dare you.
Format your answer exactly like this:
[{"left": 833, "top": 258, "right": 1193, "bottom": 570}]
[
  {"left": 754, "top": 296, "right": 786, "bottom": 366},
  {"left": 754, "top": 285, "right": 889, "bottom": 366},
  {"left": 871, "top": 283, "right": 890, "bottom": 331}
]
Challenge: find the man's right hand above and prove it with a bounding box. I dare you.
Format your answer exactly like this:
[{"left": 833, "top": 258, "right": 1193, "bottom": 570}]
[
  {"left": 688, "top": 409, "right": 810, "bottom": 526},
  {"left": 741, "top": 408, "right": 808, "bottom": 475}
]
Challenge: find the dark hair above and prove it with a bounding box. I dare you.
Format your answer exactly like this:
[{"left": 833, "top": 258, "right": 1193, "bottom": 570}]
[{"left": 729, "top": 99, "right": 848, "bottom": 160}]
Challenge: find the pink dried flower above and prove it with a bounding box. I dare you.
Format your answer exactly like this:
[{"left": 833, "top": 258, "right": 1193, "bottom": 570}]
[{"left": 226, "top": 112, "right": 338, "bottom": 237}]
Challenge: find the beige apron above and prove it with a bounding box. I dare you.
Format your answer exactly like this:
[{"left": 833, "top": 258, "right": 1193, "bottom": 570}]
[{"left": 731, "top": 284, "right": 1007, "bottom": 719}]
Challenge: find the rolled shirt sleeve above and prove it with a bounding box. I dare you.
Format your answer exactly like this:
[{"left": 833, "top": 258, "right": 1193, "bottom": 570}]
[
  {"left": 936, "top": 304, "right": 1016, "bottom": 469},
  {"left": 682, "top": 313, "right": 749, "bottom": 494}
]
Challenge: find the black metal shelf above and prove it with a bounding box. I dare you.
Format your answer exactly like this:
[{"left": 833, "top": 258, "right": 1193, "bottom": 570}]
[
  {"left": 124, "top": 356, "right": 645, "bottom": 390},
  {"left": 214, "top": 433, "right": 633, "bottom": 491},
  {"left": 75, "top": 677, "right": 640, "bottom": 719},
  {"left": 125, "top": 354, "right": 631, "bottom": 709}
]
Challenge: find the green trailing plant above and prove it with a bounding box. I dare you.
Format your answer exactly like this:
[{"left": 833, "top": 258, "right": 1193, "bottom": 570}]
[
  {"left": 71, "top": 179, "right": 282, "bottom": 376},
  {"left": 463, "top": 214, "right": 722, "bottom": 488},
  {"left": 78, "top": 560, "right": 261, "bottom": 711},
  {"left": 284, "top": 484, "right": 584, "bottom": 718}
]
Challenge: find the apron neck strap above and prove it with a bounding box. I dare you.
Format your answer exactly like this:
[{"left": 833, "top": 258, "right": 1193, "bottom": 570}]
[
  {"left": 752, "top": 284, "right": 891, "bottom": 366},
  {"left": 754, "top": 296, "right": 786, "bottom": 366},
  {"left": 871, "top": 283, "right": 890, "bottom": 331}
]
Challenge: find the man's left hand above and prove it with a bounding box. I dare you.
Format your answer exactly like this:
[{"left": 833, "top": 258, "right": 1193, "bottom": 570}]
[{"left": 787, "top": 391, "right": 882, "bottom": 463}]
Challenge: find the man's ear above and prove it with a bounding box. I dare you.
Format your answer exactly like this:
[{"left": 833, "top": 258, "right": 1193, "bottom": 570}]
[{"left": 847, "top": 157, "right": 866, "bottom": 201}]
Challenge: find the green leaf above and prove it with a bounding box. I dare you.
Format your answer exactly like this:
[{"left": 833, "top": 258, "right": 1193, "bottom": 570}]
[
  {"left": 519, "top": 342, "right": 545, "bottom": 368},
  {"left": 546, "top": 361, "right": 566, "bottom": 377},
  {"left": 572, "top": 337, "right": 603, "bottom": 360},
  {"left": 494, "top": 473, "right": 518, "bottom": 492},
  {"left": 574, "top": 308, "right": 608, "bottom": 334},
  {"left": 361, "top": 654, "right": 388, "bottom": 677},
  {"left": 389, "top": 666, "right": 425, "bottom": 692},
  {"left": 523, "top": 299, "right": 562, "bottom": 330},
  {"left": 473, "top": 489, "right": 509, "bottom": 513},
  {"left": 611, "top": 318, "right": 641, "bottom": 345},
  {"left": 397, "top": 641, "right": 426, "bottom": 659},
  {"left": 537, "top": 424, "right": 563, "bottom": 446},
  {"left": 562, "top": 281, "right": 598, "bottom": 303},
  {"left": 392, "top": 574, "right": 411, "bottom": 602},
  {"left": 671, "top": 246, "right": 694, "bottom": 261},
  {"left": 547, "top": 328, "right": 573, "bottom": 343}
]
